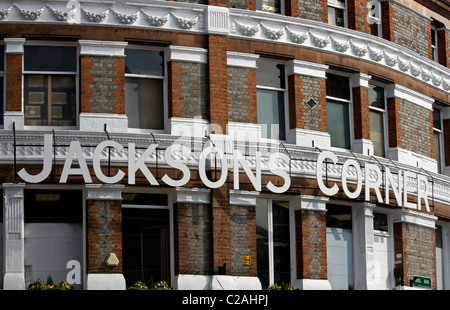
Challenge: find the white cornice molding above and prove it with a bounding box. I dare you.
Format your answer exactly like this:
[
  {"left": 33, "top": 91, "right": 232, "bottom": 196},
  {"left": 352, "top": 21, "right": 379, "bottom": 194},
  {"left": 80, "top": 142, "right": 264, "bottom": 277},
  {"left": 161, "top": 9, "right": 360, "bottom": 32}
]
[
  {"left": 4, "top": 38, "right": 25, "bottom": 53},
  {"left": 386, "top": 84, "right": 434, "bottom": 110},
  {"left": 85, "top": 184, "right": 125, "bottom": 200},
  {"left": 79, "top": 40, "right": 128, "bottom": 56},
  {"left": 229, "top": 190, "right": 259, "bottom": 206},
  {"left": 168, "top": 45, "right": 208, "bottom": 64},
  {"left": 175, "top": 187, "right": 211, "bottom": 204},
  {"left": 290, "top": 195, "right": 329, "bottom": 211},
  {"left": 227, "top": 51, "right": 259, "bottom": 68},
  {"left": 286, "top": 60, "right": 329, "bottom": 78},
  {"left": 393, "top": 209, "right": 437, "bottom": 229}
]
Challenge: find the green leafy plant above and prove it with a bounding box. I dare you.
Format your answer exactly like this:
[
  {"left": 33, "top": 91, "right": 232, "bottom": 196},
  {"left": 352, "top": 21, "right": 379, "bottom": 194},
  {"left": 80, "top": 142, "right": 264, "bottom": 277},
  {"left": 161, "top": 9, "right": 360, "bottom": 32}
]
[
  {"left": 27, "top": 275, "right": 72, "bottom": 290},
  {"left": 267, "top": 282, "right": 298, "bottom": 290},
  {"left": 128, "top": 281, "right": 149, "bottom": 290}
]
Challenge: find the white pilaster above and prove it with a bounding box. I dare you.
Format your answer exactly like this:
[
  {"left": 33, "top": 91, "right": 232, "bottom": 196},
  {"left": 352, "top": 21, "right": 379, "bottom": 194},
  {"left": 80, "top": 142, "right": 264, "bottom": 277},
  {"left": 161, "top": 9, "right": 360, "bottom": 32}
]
[
  {"left": 3, "top": 183, "right": 26, "bottom": 290},
  {"left": 353, "top": 202, "right": 376, "bottom": 290}
]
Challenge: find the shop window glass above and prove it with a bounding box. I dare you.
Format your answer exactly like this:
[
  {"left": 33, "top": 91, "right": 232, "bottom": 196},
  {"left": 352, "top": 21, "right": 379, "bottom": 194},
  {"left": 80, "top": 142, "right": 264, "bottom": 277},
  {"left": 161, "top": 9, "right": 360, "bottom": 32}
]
[
  {"left": 326, "top": 73, "right": 351, "bottom": 149},
  {"left": 24, "top": 189, "right": 83, "bottom": 289},
  {"left": 373, "top": 212, "right": 388, "bottom": 232},
  {"left": 256, "top": 199, "right": 290, "bottom": 288},
  {"left": 326, "top": 204, "right": 353, "bottom": 290},
  {"left": 1, "top": 44, "right": 5, "bottom": 126},
  {"left": 24, "top": 45, "right": 77, "bottom": 127},
  {"left": 257, "top": 59, "right": 287, "bottom": 140},
  {"left": 125, "top": 48, "right": 165, "bottom": 131}
]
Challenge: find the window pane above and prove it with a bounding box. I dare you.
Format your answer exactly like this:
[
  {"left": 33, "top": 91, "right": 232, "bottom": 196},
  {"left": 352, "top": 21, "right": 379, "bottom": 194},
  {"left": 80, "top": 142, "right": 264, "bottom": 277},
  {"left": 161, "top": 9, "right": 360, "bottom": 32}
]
[
  {"left": 373, "top": 212, "right": 388, "bottom": 232},
  {"left": 370, "top": 23, "right": 379, "bottom": 36},
  {"left": 369, "top": 84, "right": 385, "bottom": 109},
  {"left": 434, "top": 131, "right": 441, "bottom": 173},
  {"left": 0, "top": 76, "right": 3, "bottom": 126},
  {"left": 125, "top": 49, "right": 164, "bottom": 76},
  {"left": 433, "top": 108, "right": 441, "bottom": 130},
  {"left": 24, "top": 75, "right": 76, "bottom": 126},
  {"left": 436, "top": 225, "right": 443, "bottom": 248},
  {"left": 326, "top": 204, "right": 352, "bottom": 229},
  {"left": 328, "top": 7, "right": 345, "bottom": 27},
  {"left": 370, "top": 110, "right": 385, "bottom": 157},
  {"left": 256, "top": 199, "right": 269, "bottom": 289},
  {"left": 256, "top": 0, "right": 281, "bottom": 13},
  {"left": 256, "top": 60, "right": 285, "bottom": 89},
  {"left": 327, "top": 99, "right": 350, "bottom": 149},
  {"left": 24, "top": 46, "right": 77, "bottom": 72},
  {"left": 326, "top": 73, "right": 350, "bottom": 100},
  {"left": 0, "top": 45, "right": 4, "bottom": 71},
  {"left": 257, "top": 89, "right": 286, "bottom": 140},
  {"left": 126, "top": 77, "right": 164, "bottom": 130},
  {"left": 272, "top": 201, "right": 290, "bottom": 286}
]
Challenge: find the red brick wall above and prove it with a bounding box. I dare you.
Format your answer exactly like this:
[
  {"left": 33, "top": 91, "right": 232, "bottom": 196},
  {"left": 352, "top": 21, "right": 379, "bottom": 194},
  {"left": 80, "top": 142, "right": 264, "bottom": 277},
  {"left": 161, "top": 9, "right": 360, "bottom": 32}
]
[
  {"left": 348, "top": 0, "right": 370, "bottom": 33},
  {"left": 246, "top": 68, "right": 257, "bottom": 124},
  {"left": 211, "top": 185, "right": 231, "bottom": 275},
  {"left": 168, "top": 61, "right": 184, "bottom": 118},
  {"left": 80, "top": 56, "right": 95, "bottom": 113},
  {"left": 387, "top": 97, "right": 401, "bottom": 148},
  {"left": 112, "top": 57, "right": 125, "bottom": 114},
  {"left": 288, "top": 74, "right": 305, "bottom": 129},
  {"left": 437, "top": 29, "right": 449, "bottom": 68},
  {"left": 353, "top": 86, "right": 370, "bottom": 140},
  {"left": 87, "top": 199, "right": 123, "bottom": 274},
  {"left": 209, "top": 35, "right": 228, "bottom": 134},
  {"left": 6, "top": 53, "right": 22, "bottom": 112},
  {"left": 295, "top": 210, "right": 327, "bottom": 279},
  {"left": 173, "top": 202, "right": 190, "bottom": 274},
  {"left": 381, "top": 0, "right": 395, "bottom": 42}
]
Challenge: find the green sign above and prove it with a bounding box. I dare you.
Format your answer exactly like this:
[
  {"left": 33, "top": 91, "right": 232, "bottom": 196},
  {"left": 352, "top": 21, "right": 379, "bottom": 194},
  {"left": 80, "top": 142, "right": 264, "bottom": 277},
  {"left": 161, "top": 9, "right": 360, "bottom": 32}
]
[{"left": 412, "top": 276, "right": 432, "bottom": 289}]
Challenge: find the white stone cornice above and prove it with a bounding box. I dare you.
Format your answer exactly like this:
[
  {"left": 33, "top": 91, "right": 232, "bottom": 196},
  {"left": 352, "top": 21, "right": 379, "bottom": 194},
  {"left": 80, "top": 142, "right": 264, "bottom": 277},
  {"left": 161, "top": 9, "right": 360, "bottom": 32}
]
[
  {"left": 350, "top": 73, "right": 372, "bottom": 88},
  {"left": 227, "top": 51, "right": 259, "bottom": 68},
  {"left": 168, "top": 45, "right": 208, "bottom": 64},
  {"left": 78, "top": 40, "right": 128, "bottom": 57},
  {"left": 229, "top": 190, "right": 259, "bottom": 206},
  {"left": 4, "top": 38, "right": 25, "bottom": 53},
  {"left": 290, "top": 195, "right": 329, "bottom": 211},
  {"left": 286, "top": 60, "right": 329, "bottom": 78},
  {"left": 86, "top": 184, "right": 124, "bottom": 200},
  {"left": 175, "top": 187, "right": 211, "bottom": 204},
  {"left": 385, "top": 84, "right": 434, "bottom": 110},
  {"left": 393, "top": 209, "right": 437, "bottom": 229}
]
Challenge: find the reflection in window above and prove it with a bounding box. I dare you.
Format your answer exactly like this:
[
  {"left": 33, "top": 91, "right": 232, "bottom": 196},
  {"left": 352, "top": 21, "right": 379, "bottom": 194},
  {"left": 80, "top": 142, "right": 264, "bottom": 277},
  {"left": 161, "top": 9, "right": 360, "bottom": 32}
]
[
  {"left": 0, "top": 44, "right": 4, "bottom": 126},
  {"left": 326, "top": 73, "right": 351, "bottom": 149},
  {"left": 433, "top": 108, "right": 443, "bottom": 173},
  {"left": 373, "top": 212, "right": 388, "bottom": 232},
  {"left": 23, "top": 46, "right": 77, "bottom": 127},
  {"left": 125, "top": 48, "right": 165, "bottom": 130},
  {"left": 256, "top": 0, "right": 281, "bottom": 13},
  {"left": 369, "top": 83, "right": 386, "bottom": 157},
  {"left": 328, "top": 0, "right": 346, "bottom": 27},
  {"left": 257, "top": 59, "right": 286, "bottom": 140},
  {"left": 256, "top": 199, "right": 290, "bottom": 288}
]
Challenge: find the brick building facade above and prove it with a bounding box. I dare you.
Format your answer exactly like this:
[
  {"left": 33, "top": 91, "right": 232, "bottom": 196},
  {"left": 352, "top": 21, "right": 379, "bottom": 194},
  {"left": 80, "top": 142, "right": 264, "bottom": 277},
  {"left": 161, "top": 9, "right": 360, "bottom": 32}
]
[{"left": 0, "top": 0, "right": 449, "bottom": 290}]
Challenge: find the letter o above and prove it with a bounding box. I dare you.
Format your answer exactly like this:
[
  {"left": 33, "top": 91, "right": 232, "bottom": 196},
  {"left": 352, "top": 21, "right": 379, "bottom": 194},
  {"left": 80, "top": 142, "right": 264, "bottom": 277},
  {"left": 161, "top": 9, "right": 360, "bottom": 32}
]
[{"left": 341, "top": 159, "right": 362, "bottom": 199}]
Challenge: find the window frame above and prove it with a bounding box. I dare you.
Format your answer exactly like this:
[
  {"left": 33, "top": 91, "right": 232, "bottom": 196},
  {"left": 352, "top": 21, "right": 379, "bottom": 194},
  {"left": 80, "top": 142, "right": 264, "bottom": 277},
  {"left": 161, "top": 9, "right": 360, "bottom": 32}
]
[
  {"left": 328, "top": 0, "right": 347, "bottom": 28},
  {"left": 431, "top": 24, "right": 439, "bottom": 62},
  {"left": 368, "top": 0, "right": 382, "bottom": 37},
  {"left": 433, "top": 106, "right": 444, "bottom": 174},
  {"left": 256, "top": 196, "right": 292, "bottom": 288},
  {"left": 256, "top": 58, "right": 289, "bottom": 142},
  {"left": 326, "top": 70, "right": 354, "bottom": 151},
  {"left": 0, "top": 42, "right": 4, "bottom": 128},
  {"left": 256, "top": 0, "right": 285, "bottom": 15},
  {"left": 22, "top": 41, "right": 79, "bottom": 130},
  {"left": 368, "top": 81, "right": 388, "bottom": 158},
  {"left": 125, "top": 44, "right": 167, "bottom": 134}
]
